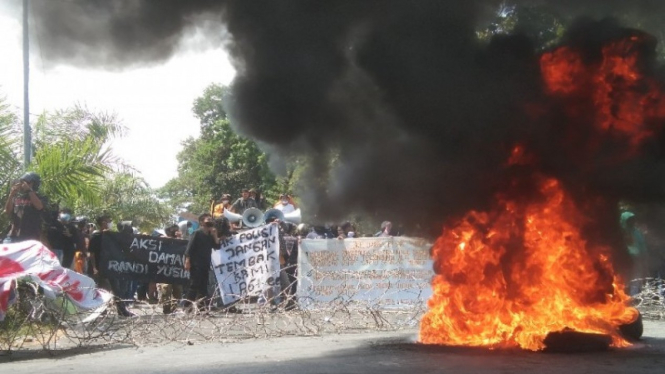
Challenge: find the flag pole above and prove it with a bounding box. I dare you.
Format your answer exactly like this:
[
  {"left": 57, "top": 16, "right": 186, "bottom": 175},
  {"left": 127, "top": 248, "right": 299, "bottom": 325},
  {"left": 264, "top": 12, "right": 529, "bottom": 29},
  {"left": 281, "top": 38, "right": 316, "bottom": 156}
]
[{"left": 23, "top": 0, "right": 31, "bottom": 170}]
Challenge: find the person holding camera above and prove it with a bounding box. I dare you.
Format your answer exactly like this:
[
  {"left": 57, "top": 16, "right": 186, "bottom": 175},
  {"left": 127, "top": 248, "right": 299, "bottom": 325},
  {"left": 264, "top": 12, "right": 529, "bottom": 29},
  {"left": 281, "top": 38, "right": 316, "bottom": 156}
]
[
  {"left": 183, "top": 213, "right": 220, "bottom": 313},
  {"left": 3, "top": 172, "right": 45, "bottom": 244}
]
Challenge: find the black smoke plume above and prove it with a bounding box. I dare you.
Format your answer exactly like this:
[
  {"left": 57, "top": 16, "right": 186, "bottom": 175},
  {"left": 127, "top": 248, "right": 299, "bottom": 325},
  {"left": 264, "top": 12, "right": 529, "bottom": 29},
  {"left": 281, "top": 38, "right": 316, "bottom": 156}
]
[
  {"left": 25, "top": 1, "right": 665, "bottom": 247},
  {"left": 28, "top": 0, "right": 226, "bottom": 68}
]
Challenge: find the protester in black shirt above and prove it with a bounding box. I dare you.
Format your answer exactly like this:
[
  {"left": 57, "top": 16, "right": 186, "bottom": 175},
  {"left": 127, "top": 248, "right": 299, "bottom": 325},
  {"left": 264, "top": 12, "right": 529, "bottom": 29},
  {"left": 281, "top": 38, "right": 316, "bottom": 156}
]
[
  {"left": 183, "top": 213, "right": 220, "bottom": 312},
  {"left": 74, "top": 217, "right": 92, "bottom": 274},
  {"left": 159, "top": 224, "right": 184, "bottom": 314},
  {"left": 249, "top": 188, "right": 266, "bottom": 211},
  {"left": 88, "top": 216, "right": 111, "bottom": 276},
  {"left": 89, "top": 215, "right": 136, "bottom": 317},
  {"left": 278, "top": 222, "right": 299, "bottom": 310},
  {"left": 3, "top": 172, "right": 46, "bottom": 243},
  {"left": 46, "top": 208, "right": 81, "bottom": 268}
]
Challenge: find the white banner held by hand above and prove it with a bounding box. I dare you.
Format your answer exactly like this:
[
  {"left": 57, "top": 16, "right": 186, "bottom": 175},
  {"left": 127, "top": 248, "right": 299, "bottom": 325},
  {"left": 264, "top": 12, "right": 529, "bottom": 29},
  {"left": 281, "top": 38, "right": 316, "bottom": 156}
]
[{"left": 211, "top": 224, "right": 281, "bottom": 305}]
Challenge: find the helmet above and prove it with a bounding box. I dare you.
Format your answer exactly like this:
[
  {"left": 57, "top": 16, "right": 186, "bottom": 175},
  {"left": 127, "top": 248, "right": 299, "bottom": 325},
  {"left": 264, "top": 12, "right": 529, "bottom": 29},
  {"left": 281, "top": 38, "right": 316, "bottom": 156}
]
[{"left": 20, "top": 172, "right": 41, "bottom": 191}]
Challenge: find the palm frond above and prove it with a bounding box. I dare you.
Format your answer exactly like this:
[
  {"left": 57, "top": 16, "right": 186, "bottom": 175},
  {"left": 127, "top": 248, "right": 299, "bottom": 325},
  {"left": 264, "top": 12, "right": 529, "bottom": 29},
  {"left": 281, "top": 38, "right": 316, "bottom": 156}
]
[
  {"left": 31, "top": 136, "right": 112, "bottom": 207},
  {"left": 0, "top": 100, "right": 21, "bottom": 185},
  {"left": 33, "top": 104, "right": 126, "bottom": 147}
]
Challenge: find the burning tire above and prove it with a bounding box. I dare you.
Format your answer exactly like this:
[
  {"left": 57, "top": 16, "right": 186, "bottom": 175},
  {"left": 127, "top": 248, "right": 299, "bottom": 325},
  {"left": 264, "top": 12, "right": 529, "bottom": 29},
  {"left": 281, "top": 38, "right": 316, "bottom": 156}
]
[{"left": 619, "top": 311, "right": 643, "bottom": 342}]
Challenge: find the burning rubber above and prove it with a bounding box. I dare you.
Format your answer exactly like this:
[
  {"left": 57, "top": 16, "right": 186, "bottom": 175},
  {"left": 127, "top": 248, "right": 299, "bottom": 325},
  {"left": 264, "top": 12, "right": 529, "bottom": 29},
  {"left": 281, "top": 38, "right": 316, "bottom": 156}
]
[{"left": 418, "top": 27, "right": 665, "bottom": 352}]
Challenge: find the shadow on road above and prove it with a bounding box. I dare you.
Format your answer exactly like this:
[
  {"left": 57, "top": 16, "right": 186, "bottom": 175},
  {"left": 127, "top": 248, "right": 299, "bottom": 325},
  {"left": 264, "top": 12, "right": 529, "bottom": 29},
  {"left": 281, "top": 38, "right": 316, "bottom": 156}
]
[
  {"left": 209, "top": 335, "right": 665, "bottom": 374},
  {"left": 0, "top": 344, "right": 134, "bottom": 364}
]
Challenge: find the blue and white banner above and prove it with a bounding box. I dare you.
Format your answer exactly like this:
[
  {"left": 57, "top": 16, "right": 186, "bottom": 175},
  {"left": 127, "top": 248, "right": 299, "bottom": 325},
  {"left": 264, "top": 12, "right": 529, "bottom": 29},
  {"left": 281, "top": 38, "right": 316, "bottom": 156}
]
[{"left": 298, "top": 237, "right": 433, "bottom": 309}]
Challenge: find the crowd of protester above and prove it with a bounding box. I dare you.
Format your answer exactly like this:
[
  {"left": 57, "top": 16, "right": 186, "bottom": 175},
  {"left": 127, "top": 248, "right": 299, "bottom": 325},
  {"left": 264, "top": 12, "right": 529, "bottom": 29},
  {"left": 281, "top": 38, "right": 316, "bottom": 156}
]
[{"left": 1, "top": 175, "right": 405, "bottom": 317}]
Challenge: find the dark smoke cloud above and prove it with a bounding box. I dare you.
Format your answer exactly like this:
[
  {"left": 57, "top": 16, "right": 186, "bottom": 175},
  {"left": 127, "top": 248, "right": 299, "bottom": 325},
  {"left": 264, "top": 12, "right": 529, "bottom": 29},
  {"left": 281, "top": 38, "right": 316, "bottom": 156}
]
[
  {"left": 26, "top": 1, "right": 665, "bottom": 242},
  {"left": 221, "top": 1, "right": 665, "bottom": 233},
  {"left": 222, "top": 1, "right": 534, "bottom": 229},
  {"left": 28, "top": 0, "right": 225, "bottom": 68},
  {"left": 25, "top": 0, "right": 665, "bottom": 67},
  {"left": 528, "top": 0, "right": 665, "bottom": 20}
]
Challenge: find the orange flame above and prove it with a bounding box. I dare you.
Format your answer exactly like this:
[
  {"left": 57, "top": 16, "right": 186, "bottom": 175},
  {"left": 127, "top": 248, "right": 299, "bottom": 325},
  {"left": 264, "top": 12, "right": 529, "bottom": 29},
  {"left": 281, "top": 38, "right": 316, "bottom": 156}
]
[
  {"left": 419, "top": 176, "right": 637, "bottom": 351},
  {"left": 419, "top": 33, "right": 661, "bottom": 352},
  {"left": 540, "top": 46, "right": 585, "bottom": 95},
  {"left": 540, "top": 35, "right": 665, "bottom": 147}
]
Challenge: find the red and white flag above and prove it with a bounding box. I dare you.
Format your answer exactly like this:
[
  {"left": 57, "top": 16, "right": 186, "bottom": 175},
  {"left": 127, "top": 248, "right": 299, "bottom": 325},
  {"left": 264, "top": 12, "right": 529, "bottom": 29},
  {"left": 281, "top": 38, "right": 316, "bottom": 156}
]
[{"left": 0, "top": 240, "right": 112, "bottom": 321}]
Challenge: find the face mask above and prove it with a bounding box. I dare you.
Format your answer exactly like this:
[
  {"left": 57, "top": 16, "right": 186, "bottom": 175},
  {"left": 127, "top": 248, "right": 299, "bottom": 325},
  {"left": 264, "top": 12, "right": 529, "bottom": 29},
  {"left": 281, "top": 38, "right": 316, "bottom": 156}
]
[
  {"left": 222, "top": 200, "right": 229, "bottom": 204},
  {"left": 281, "top": 200, "right": 289, "bottom": 205},
  {"left": 107, "top": 221, "right": 114, "bottom": 230},
  {"left": 59, "top": 213, "right": 71, "bottom": 222}
]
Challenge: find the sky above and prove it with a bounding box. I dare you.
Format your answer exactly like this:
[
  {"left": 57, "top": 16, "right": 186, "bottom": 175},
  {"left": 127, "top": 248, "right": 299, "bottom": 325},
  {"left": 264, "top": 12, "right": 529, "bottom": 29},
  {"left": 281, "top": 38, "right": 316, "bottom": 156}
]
[{"left": 0, "top": 6, "right": 236, "bottom": 188}]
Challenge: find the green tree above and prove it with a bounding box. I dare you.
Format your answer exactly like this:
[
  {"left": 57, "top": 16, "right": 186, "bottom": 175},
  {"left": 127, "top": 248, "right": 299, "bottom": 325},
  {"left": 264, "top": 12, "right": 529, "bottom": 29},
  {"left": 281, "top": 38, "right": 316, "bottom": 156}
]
[
  {"left": 0, "top": 99, "right": 20, "bottom": 179},
  {"left": 478, "top": 3, "right": 565, "bottom": 49},
  {"left": 160, "top": 84, "right": 278, "bottom": 214},
  {"left": 78, "top": 171, "right": 171, "bottom": 232},
  {"left": 0, "top": 98, "right": 22, "bottom": 232}
]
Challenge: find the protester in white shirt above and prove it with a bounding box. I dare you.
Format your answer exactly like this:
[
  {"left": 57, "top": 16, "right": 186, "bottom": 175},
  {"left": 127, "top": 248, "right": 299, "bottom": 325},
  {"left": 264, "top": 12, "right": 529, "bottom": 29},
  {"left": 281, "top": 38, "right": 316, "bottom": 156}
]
[{"left": 274, "top": 194, "right": 296, "bottom": 214}]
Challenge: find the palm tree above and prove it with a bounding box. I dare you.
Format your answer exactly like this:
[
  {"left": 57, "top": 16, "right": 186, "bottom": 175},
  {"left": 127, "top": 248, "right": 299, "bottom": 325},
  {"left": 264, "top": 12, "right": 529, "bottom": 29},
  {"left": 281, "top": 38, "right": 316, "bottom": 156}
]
[
  {"left": 31, "top": 106, "right": 171, "bottom": 231},
  {"left": 29, "top": 105, "right": 124, "bottom": 209}
]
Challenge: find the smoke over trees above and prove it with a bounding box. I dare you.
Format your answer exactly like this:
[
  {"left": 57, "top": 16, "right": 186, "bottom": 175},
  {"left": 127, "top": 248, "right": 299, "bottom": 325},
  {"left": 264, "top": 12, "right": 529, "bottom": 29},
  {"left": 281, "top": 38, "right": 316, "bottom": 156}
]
[{"left": 20, "top": 0, "right": 665, "bottom": 237}]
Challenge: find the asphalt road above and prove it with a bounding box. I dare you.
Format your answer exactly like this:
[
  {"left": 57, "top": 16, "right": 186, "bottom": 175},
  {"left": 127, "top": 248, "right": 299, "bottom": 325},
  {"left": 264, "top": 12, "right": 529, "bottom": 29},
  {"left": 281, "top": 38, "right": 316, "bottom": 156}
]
[{"left": 3, "top": 321, "right": 665, "bottom": 374}]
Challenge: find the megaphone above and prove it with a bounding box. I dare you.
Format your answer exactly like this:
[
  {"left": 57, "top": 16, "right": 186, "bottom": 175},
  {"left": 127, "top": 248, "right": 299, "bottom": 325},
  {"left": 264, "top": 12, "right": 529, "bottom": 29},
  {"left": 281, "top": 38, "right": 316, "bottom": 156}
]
[
  {"left": 283, "top": 209, "right": 302, "bottom": 224},
  {"left": 263, "top": 208, "right": 285, "bottom": 223},
  {"left": 223, "top": 209, "right": 243, "bottom": 223},
  {"left": 263, "top": 208, "right": 302, "bottom": 224},
  {"left": 242, "top": 208, "right": 264, "bottom": 228}
]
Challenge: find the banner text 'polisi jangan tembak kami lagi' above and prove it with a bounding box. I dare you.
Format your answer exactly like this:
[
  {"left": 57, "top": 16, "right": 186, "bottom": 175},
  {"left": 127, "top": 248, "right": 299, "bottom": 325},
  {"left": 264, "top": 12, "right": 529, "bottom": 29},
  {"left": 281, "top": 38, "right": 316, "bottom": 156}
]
[{"left": 212, "top": 224, "right": 281, "bottom": 305}]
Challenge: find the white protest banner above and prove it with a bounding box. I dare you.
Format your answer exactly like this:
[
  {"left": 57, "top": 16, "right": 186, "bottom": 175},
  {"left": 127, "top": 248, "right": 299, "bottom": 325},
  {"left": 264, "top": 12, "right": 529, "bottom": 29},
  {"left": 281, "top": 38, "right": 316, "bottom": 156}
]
[
  {"left": 298, "top": 237, "right": 433, "bottom": 309},
  {"left": 0, "top": 240, "right": 112, "bottom": 322},
  {"left": 211, "top": 223, "right": 281, "bottom": 305}
]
